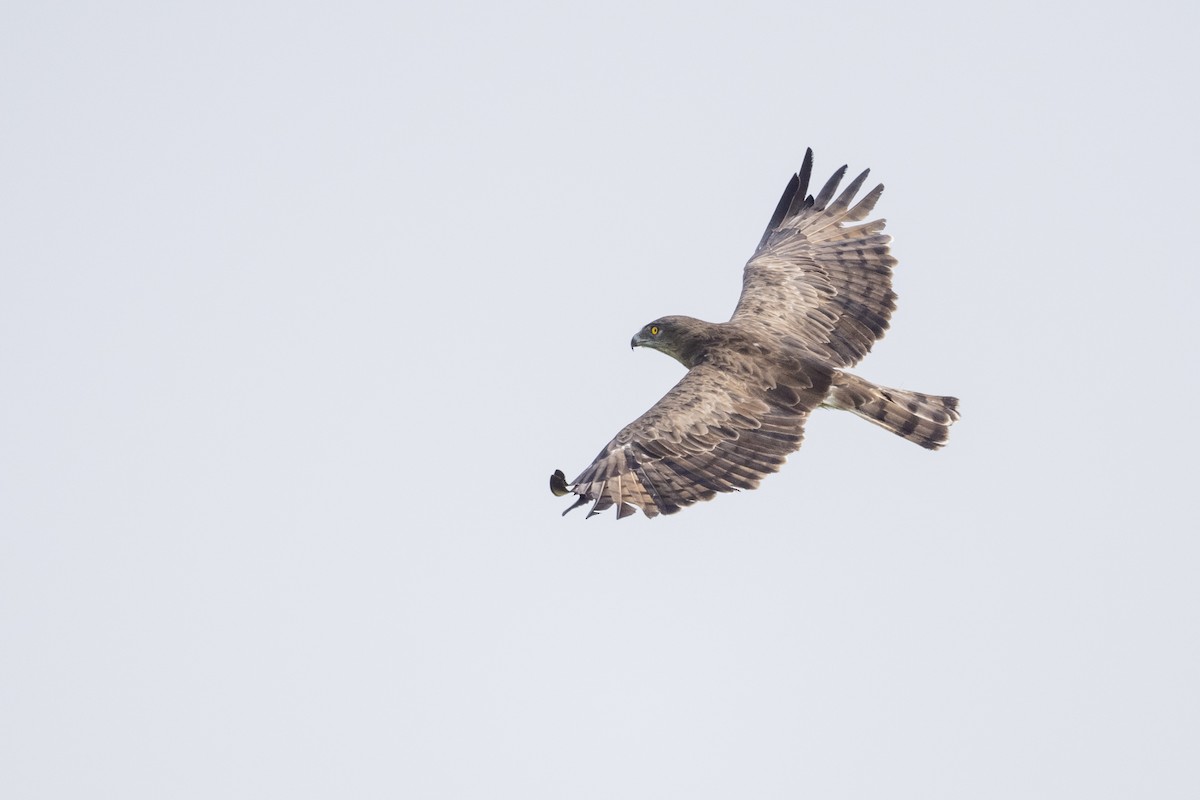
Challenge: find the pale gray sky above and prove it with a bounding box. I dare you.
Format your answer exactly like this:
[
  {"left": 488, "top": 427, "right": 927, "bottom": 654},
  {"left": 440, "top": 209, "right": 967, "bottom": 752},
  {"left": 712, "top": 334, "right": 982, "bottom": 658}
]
[{"left": 3, "top": 1, "right": 1198, "bottom": 797}]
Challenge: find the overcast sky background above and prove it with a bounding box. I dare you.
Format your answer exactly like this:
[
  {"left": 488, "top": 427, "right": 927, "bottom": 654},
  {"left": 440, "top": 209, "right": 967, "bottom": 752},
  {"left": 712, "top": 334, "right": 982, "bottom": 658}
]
[{"left": 3, "top": 1, "right": 1198, "bottom": 797}]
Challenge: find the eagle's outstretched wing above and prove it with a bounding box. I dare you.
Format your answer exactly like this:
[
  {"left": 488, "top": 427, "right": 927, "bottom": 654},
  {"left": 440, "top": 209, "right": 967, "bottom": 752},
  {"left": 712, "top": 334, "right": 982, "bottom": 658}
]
[
  {"left": 551, "top": 356, "right": 832, "bottom": 518},
  {"left": 733, "top": 148, "right": 896, "bottom": 367}
]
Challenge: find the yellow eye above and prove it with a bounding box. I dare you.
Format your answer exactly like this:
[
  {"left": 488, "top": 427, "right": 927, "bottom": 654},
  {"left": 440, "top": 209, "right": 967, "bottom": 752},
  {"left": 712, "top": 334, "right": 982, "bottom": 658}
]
[{"left": 650, "top": 326, "right": 660, "bottom": 335}]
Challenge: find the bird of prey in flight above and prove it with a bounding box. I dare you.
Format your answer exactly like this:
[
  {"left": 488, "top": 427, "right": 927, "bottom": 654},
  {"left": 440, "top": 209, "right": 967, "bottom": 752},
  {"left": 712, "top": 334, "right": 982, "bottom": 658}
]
[{"left": 551, "top": 149, "right": 959, "bottom": 518}]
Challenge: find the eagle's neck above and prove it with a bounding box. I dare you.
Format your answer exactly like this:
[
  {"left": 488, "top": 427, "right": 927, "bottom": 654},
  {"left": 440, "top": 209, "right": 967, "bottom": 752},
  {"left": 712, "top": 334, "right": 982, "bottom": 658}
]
[{"left": 669, "top": 317, "right": 724, "bottom": 369}]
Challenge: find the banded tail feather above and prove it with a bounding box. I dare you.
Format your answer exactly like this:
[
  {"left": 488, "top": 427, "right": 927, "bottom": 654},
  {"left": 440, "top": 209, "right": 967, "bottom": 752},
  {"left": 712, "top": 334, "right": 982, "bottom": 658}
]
[{"left": 825, "top": 373, "right": 960, "bottom": 450}]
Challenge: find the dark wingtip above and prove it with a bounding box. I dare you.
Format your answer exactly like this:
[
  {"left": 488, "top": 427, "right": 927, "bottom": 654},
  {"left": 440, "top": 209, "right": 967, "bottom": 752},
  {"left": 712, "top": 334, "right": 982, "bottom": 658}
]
[
  {"left": 796, "top": 147, "right": 815, "bottom": 201},
  {"left": 562, "top": 495, "right": 588, "bottom": 516},
  {"left": 549, "top": 469, "right": 569, "bottom": 497},
  {"left": 813, "top": 164, "right": 848, "bottom": 211},
  {"left": 758, "top": 172, "right": 800, "bottom": 251}
]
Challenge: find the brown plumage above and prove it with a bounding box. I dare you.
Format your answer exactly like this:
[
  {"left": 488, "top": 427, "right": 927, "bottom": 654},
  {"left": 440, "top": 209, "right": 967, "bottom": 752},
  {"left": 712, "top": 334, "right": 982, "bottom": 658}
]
[{"left": 551, "top": 149, "right": 960, "bottom": 519}]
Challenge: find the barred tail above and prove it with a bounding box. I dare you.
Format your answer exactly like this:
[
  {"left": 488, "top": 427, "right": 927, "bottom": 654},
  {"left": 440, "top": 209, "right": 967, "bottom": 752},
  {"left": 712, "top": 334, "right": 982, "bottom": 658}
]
[{"left": 826, "top": 373, "right": 960, "bottom": 450}]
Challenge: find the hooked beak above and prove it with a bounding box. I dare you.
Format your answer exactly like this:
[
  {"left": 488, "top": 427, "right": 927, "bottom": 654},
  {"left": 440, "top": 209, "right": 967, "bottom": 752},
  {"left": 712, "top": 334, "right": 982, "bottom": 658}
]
[{"left": 630, "top": 332, "right": 644, "bottom": 350}]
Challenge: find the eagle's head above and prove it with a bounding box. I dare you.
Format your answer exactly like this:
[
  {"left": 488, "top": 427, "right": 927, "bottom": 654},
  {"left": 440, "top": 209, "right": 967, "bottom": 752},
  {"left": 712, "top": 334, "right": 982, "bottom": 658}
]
[{"left": 631, "top": 315, "right": 712, "bottom": 368}]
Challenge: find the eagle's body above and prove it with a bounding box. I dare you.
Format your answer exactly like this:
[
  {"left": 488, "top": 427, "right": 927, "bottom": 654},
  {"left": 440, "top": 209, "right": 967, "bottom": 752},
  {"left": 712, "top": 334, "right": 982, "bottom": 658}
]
[{"left": 551, "top": 150, "right": 959, "bottom": 518}]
